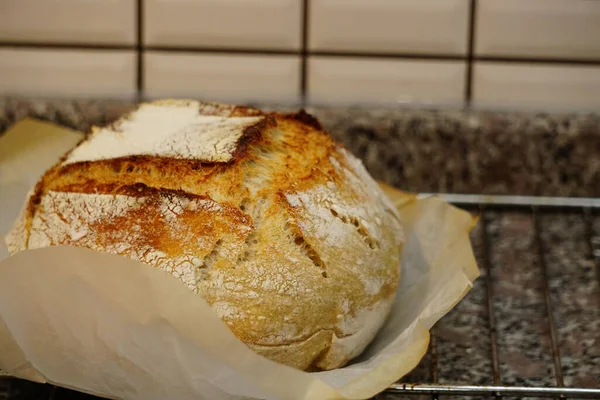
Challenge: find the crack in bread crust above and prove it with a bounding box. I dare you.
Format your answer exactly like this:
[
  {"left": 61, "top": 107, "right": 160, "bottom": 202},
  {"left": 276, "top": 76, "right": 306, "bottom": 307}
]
[{"left": 7, "top": 100, "right": 404, "bottom": 371}]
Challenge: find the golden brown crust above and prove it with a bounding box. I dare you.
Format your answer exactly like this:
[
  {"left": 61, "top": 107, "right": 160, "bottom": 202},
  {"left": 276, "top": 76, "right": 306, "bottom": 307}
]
[{"left": 7, "top": 100, "right": 404, "bottom": 371}]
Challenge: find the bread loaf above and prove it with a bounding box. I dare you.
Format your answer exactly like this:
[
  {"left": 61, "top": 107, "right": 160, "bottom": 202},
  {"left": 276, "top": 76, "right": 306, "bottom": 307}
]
[{"left": 6, "top": 100, "right": 404, "bottom": 370}]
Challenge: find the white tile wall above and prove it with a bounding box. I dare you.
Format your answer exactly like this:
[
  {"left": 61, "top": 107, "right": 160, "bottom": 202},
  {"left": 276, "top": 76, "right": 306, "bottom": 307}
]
[
  {"left": 1, "top": 0, "right": 600, "bottom": 111},
  {"left": 472, "top": 62, "right": 600, "bottom": 110},
  {"left": 308, "top": 57, "right": 466, "bottom": 105},
  {"left": 0, "top": 48, "right": 137, "bottom": 98},
  {"left": 144, "top": 0, "right": 301, "bottom": 50},
  {"left": 309, "top": 0, "right": 470, "bottom": 55},
  {"left": 144, "top": 52, "right": 301, "bottom": 102},
  {"left": 476, "top": 0, "right": 600, "bottom": 60},
  {"left": 0, "top": 0, "right": 136, "bottom": 45}
]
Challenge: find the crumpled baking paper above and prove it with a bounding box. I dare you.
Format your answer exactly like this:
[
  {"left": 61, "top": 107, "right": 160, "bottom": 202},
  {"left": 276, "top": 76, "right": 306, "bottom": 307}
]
[{"left": 0, "top": 118, "right": 479, "bottom": 400}]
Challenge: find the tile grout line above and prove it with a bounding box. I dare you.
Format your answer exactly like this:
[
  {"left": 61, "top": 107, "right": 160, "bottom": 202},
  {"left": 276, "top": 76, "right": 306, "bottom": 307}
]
[
  {"left": 465, "top": 0, "right": 478, "bottom": 107},
  {"left": 2, "top": 40, "right": 600, "bottom": 66},
  {"left": 147, "top": 46, "right": 300, "bottom": 55},
  {"left": 136, "top": 0, "right": 144, "bottom": 100},
  {"left": 475, "top": 56, "right": 600, "bottom": 66},
  {"left": 300, "top": 0, "right": 310, "bottom": 105},
  {"left": 0, "top": 42, "right": 134, "bottom": 50}
]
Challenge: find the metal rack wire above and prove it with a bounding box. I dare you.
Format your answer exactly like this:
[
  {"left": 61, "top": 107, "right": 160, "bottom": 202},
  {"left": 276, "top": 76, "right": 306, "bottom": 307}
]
[
  {"left": 386, "top": 194, "right": 600, "bottom": 399},
  {"left": 1, "top": 195, "right": 599, "bottom": 399}
]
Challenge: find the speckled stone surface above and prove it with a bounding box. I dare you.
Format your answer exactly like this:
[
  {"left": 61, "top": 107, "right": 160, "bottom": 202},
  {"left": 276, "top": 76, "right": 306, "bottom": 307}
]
[
  {"left": 435, "top": 222, "right": 492, "bottom": 386},
  {"left": 487, "top": 212, "right": 557, "bottom": 388},
  {"left": 541, "top": 214, "right": 600, "bottom": 388},
  {"left": 308, "top": 107, "right": 600, "bottom": 198},
  {"left": 0, "top": 97, "right": 599, "bottom": 399}
]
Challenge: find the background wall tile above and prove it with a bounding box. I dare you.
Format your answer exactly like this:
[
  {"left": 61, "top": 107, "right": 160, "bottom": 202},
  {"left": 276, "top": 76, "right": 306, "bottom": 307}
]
[
  {"left": 0, "top": 0, "right": 599, "bottom": 112},
  {"left": 309, "top": 0, "right": 470, "bottom": 55},
  {"left": 0, "top": 48, "right": 137, "bottom": 98},
  {"left": 476, "top": 0, "right": 600, "bottom": 60},
  {"left": 144, "top": 0, "right": 302, "bottom": 50},
  {"left": 472, "top": 62, "right": 600, "bottom": 110},
  {"left": 0, "top": 0, "right": 136, "bottom": 45},
  {"left": 144, "top": 52, "right": 301, "bottom": 102},
  {"left": 307, "top": 57, "right": 466, "bottom": 105}
]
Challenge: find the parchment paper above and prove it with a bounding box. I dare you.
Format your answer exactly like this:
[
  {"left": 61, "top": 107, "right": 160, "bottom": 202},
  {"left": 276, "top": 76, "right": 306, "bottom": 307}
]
[{"left": 0, "top": 119, "right": 479, "bottom": 400}]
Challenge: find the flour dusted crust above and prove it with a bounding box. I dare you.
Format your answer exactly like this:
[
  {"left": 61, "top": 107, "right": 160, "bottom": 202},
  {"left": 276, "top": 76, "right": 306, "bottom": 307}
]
[{"left": 6, "top": 100, "right": 404, "bottom": 371}]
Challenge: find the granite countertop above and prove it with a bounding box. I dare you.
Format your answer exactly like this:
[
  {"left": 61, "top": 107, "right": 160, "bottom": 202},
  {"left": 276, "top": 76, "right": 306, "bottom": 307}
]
[{"left": 0, "top": 97, "right": 598, "bottom": 399}]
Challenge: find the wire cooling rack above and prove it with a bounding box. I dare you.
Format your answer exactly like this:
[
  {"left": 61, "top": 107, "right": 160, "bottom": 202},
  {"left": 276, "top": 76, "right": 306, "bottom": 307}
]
[
  {"left": 1, "top": 194, "right": 599, "bottom": 399},
  {"left": 387, "top": 194, "right": 600, "bottom": 399}
]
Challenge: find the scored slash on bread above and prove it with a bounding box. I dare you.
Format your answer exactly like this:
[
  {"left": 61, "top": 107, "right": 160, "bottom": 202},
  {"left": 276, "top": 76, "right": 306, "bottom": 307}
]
[{"left": 6, "top": 100, "right": 404, "bottom": 371}]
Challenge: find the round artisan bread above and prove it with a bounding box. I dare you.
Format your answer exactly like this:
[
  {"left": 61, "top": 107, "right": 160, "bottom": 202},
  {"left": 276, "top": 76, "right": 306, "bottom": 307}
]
[{"left": 6, "top": 100, "right": 404, "bottom": 371}]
